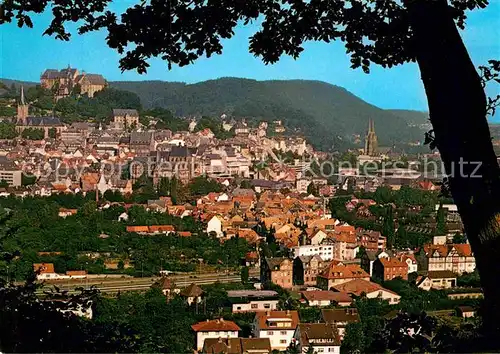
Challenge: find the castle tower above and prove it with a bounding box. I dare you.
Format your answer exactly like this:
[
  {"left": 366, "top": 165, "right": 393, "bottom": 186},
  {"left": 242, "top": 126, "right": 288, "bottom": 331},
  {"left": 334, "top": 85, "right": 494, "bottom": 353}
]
[
  {"left": 17, "top": 86, "right": 29, "bottom": 125},
  {"left": 364, "top": 119, "right": 378, "bottom": 156}
]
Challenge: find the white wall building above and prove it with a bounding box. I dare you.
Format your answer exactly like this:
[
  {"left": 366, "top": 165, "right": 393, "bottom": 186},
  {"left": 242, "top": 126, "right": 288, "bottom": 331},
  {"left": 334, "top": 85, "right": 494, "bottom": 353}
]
[
  {"left": 292, "top": 244, "right": 334, "bottom": 261},
  {"left": 253, "top": 311, "right": 299, "bottom": 351}
]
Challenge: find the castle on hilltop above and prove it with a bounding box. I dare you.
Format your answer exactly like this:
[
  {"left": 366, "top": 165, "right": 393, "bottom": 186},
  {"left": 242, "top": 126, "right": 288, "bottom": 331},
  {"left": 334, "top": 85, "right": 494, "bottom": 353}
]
[{"left": 40, "top": 66, "right": 107, "bottom": 99}]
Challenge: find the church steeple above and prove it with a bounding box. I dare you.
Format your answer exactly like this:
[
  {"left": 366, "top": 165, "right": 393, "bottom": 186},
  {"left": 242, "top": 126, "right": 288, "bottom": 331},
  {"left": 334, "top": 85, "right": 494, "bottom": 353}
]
[
  {"left": 20, "top": 86, "right": 26, "bottom": 105},
  {"left": 17, "top": 86, "right": 29, "bottom": 125},
  {"left": 364, "top": 119, "right": 378, "bottom": 156}
]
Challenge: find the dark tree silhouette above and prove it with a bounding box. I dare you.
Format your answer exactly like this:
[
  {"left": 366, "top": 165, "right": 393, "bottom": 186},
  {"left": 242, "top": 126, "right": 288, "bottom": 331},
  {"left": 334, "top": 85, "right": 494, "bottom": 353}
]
[{"left": 2, "top": 0, "right": 500, "bottom": 339}]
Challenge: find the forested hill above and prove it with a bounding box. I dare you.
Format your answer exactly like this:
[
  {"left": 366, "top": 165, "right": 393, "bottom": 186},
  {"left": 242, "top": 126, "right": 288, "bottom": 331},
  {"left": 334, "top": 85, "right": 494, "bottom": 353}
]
[
  {"left": 111, "top": 78, "right": 424, "bottom": 150},
  {"left": 1, "top": 77, "right": 427, "bottom": 150}
]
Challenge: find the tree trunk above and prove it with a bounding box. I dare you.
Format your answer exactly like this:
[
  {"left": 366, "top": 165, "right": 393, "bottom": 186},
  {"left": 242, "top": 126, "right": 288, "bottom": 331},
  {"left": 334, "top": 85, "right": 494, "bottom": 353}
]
[{"left": 407, "top": 0, "right": 500, "bottom": 340}]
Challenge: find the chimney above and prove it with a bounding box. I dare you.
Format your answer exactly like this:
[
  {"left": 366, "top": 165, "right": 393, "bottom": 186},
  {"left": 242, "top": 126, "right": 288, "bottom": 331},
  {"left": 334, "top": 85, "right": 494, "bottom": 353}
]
[{"left": 286, "top": 309, "right": 290, "bottom": 316}]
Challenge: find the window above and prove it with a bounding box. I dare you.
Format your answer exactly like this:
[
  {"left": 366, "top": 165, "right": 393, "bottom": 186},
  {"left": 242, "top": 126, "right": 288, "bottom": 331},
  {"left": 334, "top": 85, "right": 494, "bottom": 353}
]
[
  {"left": 264, "top": 304, "right": 271, "bottom": 309},
  {"left": 317, "top": 348, "right": 324, "bottom": 352},
  {"left": 280, "top": 340, "right": 287, "bottom": 344},
  {"left": 237, "top": 306, "right": 242, "bottom": 310},
  {"left": 251, "top": 304, "right": 258, "bottom": 309},
  {"left": 281, "top": 331, "right": 287, "bottom": 335},
  {"left": 268, "top": 331, "right": 274, "bottom": 335}
]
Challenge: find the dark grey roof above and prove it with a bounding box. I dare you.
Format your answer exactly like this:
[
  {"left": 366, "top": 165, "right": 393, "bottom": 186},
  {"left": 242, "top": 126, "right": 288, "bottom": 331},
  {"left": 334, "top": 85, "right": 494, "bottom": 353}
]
[
  {"left": 113, "top": 109, "right": 139, "bottom": 117},
  {"left": 24, "top": 116, "right": 63, "bottom": 127},
  {"left": 130, "top": 131, "right": 152, "bottom": 145},
  {"left": 170, "top": 145, "right": 190, "bottom": 157}
]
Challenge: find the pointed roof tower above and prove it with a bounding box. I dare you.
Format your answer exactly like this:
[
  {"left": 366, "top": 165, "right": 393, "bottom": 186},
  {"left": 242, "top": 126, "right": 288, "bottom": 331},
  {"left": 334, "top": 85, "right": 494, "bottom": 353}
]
[{"left": 20, "top": 86, "right": 26, "bottom": 105}]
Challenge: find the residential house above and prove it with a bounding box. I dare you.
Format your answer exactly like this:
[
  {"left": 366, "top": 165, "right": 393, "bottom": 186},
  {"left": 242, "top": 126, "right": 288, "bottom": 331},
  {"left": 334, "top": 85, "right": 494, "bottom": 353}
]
[
  {"left": 180, "top": 283, "right": 204, "bottom": 305},
  {"left": 356, "top": 229, "right": 386, "bottom": 251},
  {"left": 417, "top": 243, "right": 475, "bottom": 275},
  {"left": 112, "top": 109, "right": 140, "bottom": 127},
  {"left": 192, "top": 318, "right": 241, "bottom": 351},
  {"left": 129, "top": 131, "right": 153, "bottom": 157},
  {"left": 293, "top": 255, "right": 325, "bottom": 286},
  {"left": 293, "top": 323, "right": 341, "bottom": 354},
  {"left": 207, "top": 215, "right": 224, "bottom": 238},
  {"left": 320, "top": 308, "right": 360, "bottom": 339},
  {"left": 417, "top": 270, "right": 457, "bottom": 290},
  {"left": 291, "top": 243, "right": 334, "bottom": 261},
  {"left": 300, "top": 291, "right": 353, "bottom": 307},
  {"left": 372, "top": 257, "right": 409, "bottom": 281},
  {"left": 399, "top": 254, "right": 418, "bottom": 274},
  {"left": 332, "top": 279, "right": 401, "bottom": 305},
  {"left": 316, "top": 263, "right": 370, "bottom": 290},
  {"left": 227, "top": 290, "right": 279, "bottom": 313},
  {"left": 33, "top": 263, "right": 59, "bottom": 280},
  {"left": 58, "top": 208, "right": 78, "bottom": 218},
  {"left": 202, "top": 338, "right": 272, "bottom": 354},
  {"left": 360, "top": 250, "right": 391, "bottom": 277},
  {"left": 261, "top": 258, "right": 293, "bottom": 289},
  {"left": 151, "top": 277, "right": 179, "bottom": 299},
  {"left": 457, "top": 306, "right": 475, "bottom": 319},
  {"left": 253, "top": 310, "right": 299, "bottom": 351}
]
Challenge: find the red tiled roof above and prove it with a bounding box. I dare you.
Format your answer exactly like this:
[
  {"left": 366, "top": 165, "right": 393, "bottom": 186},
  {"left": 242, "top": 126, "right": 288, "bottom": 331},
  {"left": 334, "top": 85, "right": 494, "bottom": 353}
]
[
  {"left": 301, "top": 290, "right": 352, "bottom": 303},
  {"left": 191, "top": 318, "right": 241, "bottom": 332},
  {"left": 379, "top": 257, "right": 408, "bottom": 268},
  {"left": 255, "top": 310, "right": 299, "bottom": 330},
  {"left": 319, "top": 263, "right": 369, "bottom": 280},
  {"left": 332, "top": 279, "right": 399, "bottom": 297},
  {"left": 33, "top": 263, "right": 55, "bottom": 274}
]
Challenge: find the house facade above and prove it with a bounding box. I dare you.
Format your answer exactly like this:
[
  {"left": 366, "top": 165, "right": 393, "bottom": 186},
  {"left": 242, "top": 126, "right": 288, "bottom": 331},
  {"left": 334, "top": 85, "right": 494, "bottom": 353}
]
[
  {"left": 293, "top": 255, "right": 325, "bottom": 286},
  {"left": 253, "top": 311, "right": 299, "bottom": 351},
  {"left": 192, "top": 319, "right": 240, "bottom": 351},
  {"left": 316, "top": 263, "right": 370, "bottom": 290},
  {"left": 372, "top": 257, "right": 409, "bottom": 281},
  {"left": 293, "top": 323, "right": 341, "bottom": 354},
  {"left": 261, "top": 258, "right": 293, "bottom": 289},
  {"left": 418, "top": 244, "right": 475, "bottom": 275}
]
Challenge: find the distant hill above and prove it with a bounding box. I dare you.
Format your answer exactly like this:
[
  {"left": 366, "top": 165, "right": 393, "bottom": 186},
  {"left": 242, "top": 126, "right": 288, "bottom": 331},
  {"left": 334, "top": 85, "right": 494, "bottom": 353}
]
[
  {"left": 111, "top": 77, "right": 425, "bottom": 150},
  {"left": 1, "top": 76, "right": 426, "bottom": 150}
]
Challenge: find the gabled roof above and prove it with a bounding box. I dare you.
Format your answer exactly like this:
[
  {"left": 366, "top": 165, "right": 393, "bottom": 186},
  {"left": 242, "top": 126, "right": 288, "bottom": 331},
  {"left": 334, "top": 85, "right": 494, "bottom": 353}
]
[
  {"left": 203, "top": 338, "right": 271, "bottom": 354},
  {"left": 301, "top": 291, "right": 352, "bottom": 304},
  {"left": 191, "top": 318, "right": 240, "bottom": 332},
  {"left": 33, "top": 263, "right": 55, "bottom": 273},
  {"left": 255, "top": 310, "right": 299, "bottom": 330},
  {"left": 113, "top": 109, "right": 139, "bottom": 116},
  {"left": 297, "top": 323, "right": 341, "bottom": 347},
  {"left": 321, "top": 308, "right": 359, "bottom": 324},
  {"left": 332, "top": 279, "right": 400, "bottom": 297},
  {"left": 180, "top": 283, "right": 204, "bottom": 297},
  {"left": 318, "top": 263, "right": 369, "bottom": 280}
]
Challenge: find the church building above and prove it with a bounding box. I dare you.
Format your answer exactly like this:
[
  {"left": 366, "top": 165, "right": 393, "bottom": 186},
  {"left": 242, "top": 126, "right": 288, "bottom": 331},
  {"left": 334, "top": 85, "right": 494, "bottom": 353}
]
[
  {"left": 364, "top": 119, "right": 379, "bottom": 156},
  {"left": 16, "top": 87, "right": 65, "bottom": 139}
]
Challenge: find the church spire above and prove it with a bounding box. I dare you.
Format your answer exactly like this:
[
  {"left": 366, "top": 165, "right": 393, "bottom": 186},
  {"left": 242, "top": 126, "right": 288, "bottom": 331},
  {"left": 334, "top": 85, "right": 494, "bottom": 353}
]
[{"left": 20, "top": 86, "right": 26, "bottom": 105}]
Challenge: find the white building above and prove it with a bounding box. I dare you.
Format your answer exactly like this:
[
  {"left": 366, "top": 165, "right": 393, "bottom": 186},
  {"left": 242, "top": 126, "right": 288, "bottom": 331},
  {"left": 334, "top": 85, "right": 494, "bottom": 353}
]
[
  {"left": 292, "top": 244, "right": 334, "bottom": 261},
  {"left": 253, "top": 311, "right": 299, "bottom": 351},
  {"left": 228, "top": 290, "right": 279, "bottom": 313},
  {"left": 206, "top": 215, "right": 224, "bottom": 238},
  {"left": 191, "top": 319, "right": 240, "bottom": 351}
]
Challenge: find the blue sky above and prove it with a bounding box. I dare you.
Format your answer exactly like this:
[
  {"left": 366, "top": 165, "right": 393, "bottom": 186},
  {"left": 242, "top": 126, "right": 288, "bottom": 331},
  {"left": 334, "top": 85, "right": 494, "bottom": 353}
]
[{"left": 1, "top": 1, "right": 499, "bottom": 116}]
